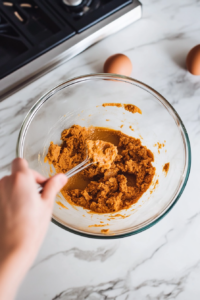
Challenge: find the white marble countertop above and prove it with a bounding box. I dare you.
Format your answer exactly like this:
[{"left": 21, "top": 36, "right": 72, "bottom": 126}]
[{"left": 1, "top": 0, "right": 200, "bottom": 299}]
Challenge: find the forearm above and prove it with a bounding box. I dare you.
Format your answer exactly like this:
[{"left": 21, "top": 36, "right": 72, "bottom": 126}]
[{"left": 0, "top": 250, "right": 30, "bottom": 300}]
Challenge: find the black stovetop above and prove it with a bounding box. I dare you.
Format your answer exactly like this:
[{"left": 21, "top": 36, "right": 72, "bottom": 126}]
[{"left": 0, "top": 0, "right": 132, "bottom": 80}]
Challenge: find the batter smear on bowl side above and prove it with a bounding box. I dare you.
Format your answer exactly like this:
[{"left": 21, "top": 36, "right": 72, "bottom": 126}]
[
  {"left": 102, "top": 103, "right": 142, "bottom": 114},
  {"left": 46, "top": 125, "right": 155, "bottom": 213}
]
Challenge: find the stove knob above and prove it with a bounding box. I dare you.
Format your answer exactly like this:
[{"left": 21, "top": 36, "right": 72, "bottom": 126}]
[{"left": 62, "top": 0, "right": 82, "bottom": 6}]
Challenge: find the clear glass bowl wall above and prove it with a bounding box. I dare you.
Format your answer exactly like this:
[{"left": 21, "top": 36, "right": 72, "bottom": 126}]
[{"left": 17, "top": 74, "right": 191, "bottom": 239}]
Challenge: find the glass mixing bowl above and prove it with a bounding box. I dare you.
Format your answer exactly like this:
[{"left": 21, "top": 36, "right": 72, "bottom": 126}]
[{"left": 17, "top": 74, "right": 191, "bottom": 239}]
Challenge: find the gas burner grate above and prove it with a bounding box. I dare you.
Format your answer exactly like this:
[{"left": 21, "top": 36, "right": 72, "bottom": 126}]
[
  {"left": 1, "top": 0, "right": 72, "bottom": 43},
  {"left": 0, "top": 13, "right": 17, "bottom": 35},
  {"left": 0, "top": 11, "right": 29, "bottom": 69},
  {"left": 0, "top": 0, "right": 75, "bottom": 78}
]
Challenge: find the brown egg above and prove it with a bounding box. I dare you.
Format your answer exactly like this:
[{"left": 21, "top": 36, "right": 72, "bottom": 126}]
[
  {"left": 186, "top": 44, "right": 200, "bottom": 75},
  {"left": 104, "top": 54, "right": 132, "bottom": 76}
]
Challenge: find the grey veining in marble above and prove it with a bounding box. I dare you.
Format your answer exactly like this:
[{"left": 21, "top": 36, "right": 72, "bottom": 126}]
[
  {"left": 1, "top": 0, "right": 200, "bottom": 299},
  {"left": 32, "top": 244, "right": 119, "bottom": 269}
]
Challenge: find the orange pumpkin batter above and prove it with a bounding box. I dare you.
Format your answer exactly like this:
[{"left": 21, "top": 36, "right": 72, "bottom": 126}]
[
  {"left": 46, "top": 125, "right": 155, "bottom": 213},
  {"left": 86, "top": 140, "right": 118, "bottom": 169}
]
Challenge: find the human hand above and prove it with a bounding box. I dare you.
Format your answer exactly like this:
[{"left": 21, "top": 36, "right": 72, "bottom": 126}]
[{"left": 0, "top": 158, "right": 67, "bottom": 300}]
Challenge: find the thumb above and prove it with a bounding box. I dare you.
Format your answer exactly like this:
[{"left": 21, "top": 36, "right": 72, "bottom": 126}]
[{"left": 41, "top": 174, "right": 68, "bottom": 202}]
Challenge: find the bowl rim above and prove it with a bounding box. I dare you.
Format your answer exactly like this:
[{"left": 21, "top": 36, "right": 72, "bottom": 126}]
[{"left": 16, "top": 73, "right": 191, "bottom": 239}]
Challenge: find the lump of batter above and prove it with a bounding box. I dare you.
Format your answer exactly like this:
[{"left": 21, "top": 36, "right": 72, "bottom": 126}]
[
  {"left": 46, "top": 125, "right": 155, "bottom": 213},
  {"left": 124, "top": 104, "right": 142, "bottom": 114},
  {"left": 47, "top": 142, "right": 61, "bottom": 163},
  {"left": 86, "top": 140, "right": 118, "bottom": 169}
]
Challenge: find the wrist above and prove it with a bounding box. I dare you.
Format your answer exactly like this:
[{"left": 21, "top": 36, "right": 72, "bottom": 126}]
[
  {"left": 0, "top": 239, "right": 36, "bottom": 267},
  {"left": 0, "top": 250, "right": 30, "bottom": 300},
  {"left": 0, "top": 246, "right": 30, "bottom": 278}
]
